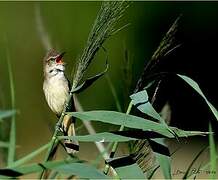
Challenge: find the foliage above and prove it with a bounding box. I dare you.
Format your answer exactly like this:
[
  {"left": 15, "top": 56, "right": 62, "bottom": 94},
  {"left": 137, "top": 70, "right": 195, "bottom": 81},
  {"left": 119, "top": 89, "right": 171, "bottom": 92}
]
[
  {"left": 6, "top": 46, "right": 16, "bottom": 166},
  {"left": 0, "top": 110, "right": 16, "bottom": 122},
  {"left": 0, "top": 1, "right": 217, "bottom": 179}
]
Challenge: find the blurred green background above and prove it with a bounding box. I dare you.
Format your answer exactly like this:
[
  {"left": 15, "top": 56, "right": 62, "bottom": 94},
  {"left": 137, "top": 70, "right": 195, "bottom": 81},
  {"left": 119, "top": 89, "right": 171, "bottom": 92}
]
[{"left": 0, "top": 2, "right": 217, "bottom": 178}]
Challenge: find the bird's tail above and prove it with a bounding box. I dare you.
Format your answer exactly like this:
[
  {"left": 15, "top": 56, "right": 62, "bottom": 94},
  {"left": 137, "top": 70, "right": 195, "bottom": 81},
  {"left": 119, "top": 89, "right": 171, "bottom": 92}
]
[{"left": 62, "top": 114, "right": 79, "bottom": 154}]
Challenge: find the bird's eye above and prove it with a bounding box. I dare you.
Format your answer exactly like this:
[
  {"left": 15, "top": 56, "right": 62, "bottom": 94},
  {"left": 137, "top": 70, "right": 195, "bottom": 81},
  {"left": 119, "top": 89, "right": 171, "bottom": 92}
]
[
  {"left": 49, "top": 69, "right": 54, "bottom": 73},
  {"left": 50, "top": 58, "right": 56, "bottom": 61},
  {"left": 47, "top": 57, "right": 55, "bottom": 62}
]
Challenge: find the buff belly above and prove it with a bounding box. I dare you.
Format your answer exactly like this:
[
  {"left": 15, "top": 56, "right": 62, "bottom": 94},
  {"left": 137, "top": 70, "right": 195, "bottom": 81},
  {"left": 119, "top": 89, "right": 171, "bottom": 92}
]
[{"left": 43, "top": 76, "right": 69, "bottom": 116}]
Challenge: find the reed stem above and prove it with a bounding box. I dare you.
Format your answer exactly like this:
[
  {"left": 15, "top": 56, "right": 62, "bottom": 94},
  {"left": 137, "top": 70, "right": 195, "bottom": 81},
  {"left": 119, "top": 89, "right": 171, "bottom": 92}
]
[
  {"left": 103, "top": 101, "right": 133, "bottom": 175},
  {"left": 39, "top": 89, "right": 75, "bottom": 179}
]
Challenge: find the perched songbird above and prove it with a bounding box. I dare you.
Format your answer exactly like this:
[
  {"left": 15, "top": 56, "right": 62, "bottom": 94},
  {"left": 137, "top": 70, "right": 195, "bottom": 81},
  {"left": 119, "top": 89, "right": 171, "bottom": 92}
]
[{"left": 43, "top": 49, "right": 79, "bottom": 154}]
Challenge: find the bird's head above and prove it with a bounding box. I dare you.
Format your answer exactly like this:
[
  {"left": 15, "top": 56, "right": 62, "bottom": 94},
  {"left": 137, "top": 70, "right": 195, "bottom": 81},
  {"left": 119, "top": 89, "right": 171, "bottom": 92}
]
[{"left": 43, "top": 49, "right": 66, "bottom": 78}]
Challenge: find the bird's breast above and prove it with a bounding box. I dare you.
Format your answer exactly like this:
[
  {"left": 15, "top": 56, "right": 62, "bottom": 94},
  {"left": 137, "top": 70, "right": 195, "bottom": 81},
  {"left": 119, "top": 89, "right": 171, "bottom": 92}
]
[{"left": 43, "top": 76, "right": 69, "bottom": 116}]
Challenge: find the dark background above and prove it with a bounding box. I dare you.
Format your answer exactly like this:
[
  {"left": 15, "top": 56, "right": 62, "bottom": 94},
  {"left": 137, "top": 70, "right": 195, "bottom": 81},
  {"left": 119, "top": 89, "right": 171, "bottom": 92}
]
[{"left": 132, "top": 2, "right": 218, "bottom": 133}]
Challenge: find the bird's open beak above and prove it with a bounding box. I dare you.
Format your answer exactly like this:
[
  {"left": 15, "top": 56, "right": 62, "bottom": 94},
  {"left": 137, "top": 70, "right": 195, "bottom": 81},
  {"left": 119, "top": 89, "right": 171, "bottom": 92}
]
[{"left": 56, "top": 52, "right": 66, "bottom": 64}]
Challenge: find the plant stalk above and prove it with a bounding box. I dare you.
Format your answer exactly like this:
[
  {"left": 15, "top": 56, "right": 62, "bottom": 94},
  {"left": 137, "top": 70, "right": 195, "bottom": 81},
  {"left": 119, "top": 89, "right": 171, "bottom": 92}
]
[
  {"left": 39, "top": 88, "right": 75, "bottom": 179},
  {"left": 103, "top": 101, "right": 133, "bottom": 175}
]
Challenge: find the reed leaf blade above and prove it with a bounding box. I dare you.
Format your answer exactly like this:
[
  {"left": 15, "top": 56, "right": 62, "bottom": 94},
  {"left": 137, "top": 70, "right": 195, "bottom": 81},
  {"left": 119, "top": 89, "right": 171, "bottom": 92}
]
[
  {"left": 177, "top": 74, "right": 218, "bottom": 121},
  {"left": 0, "top": 110, "right": 16, "bottom": 122},
  {"left": 68, "top": 111, "right": 209, "bottom": 138},
  {"left": 209, "top": 123, "right": 217, "bottom": 179},
  {"left": 6, "top": 48, "right": 16, "bottom": 166}
]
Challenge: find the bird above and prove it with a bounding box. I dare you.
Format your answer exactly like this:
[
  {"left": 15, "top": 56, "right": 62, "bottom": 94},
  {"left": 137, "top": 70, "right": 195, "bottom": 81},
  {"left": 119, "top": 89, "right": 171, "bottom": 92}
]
[{"left": 43, "top": 49, "right": 79, "bottom": 154}]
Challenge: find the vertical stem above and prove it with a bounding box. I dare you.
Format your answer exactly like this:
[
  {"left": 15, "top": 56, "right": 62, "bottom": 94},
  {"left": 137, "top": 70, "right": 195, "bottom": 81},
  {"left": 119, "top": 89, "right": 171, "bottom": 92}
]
[
  {"left": 105, "top": 75, "right": 122, "bottom": 112},
  {"left": 39, "top": 89, "right": 74, "bottom": 179},
  {"left": 103, "top": 101, "right": 133, "bottom": 175}
]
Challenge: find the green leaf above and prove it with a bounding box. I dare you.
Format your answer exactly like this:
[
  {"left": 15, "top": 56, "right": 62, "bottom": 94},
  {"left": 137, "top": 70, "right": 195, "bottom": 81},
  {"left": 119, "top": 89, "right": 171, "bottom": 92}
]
[
  {"left": 155, "top": 153, "right": 171, "bottom": 179},
  {"left": 115, "top": 163, "right": 145, "bottom": 179},
  {"left": 0, "top": 160, "right": 68, "bottom": 177},
  {"left": 153, "top": 139, "right": 171, "bottom": 179},
  {"left": 130, "top": 90, "right": 165, "bottom": 124},
  {"left": 147, "top": 143, "right": 182, "bottom": 179},
  {"left": 72, "top": 62, "right": 108, "bottom": 94},
  {"left": 0, "top": 110, "right": 16, "bottom": 121},
  {"left": 8, "top": 142, "right": 50, "bottom": 168},
  {"left": 209, "top": 123, "right": 217, "bottom": 179},
  {"left": 0, "top": 160, "right": 67, "bottom": 178},
  {"left": 58, "top": 132, "right": 137, "bottom": 142},
  {"left": 130, "top": 90, "right": 175, "bottom": 137},
  {"left": 177, "top": 74, "right": 218, "bottom": 121},
  {"left": 6, "top": 47, "right": 16, "bottom": 166},
  {"left": 1, "top": 160, "right": 96, "bottom": 178},
  {"left": 106, "top": 74, "right": 122, "bottom": 112},
  {"left": 68, "top": 111, "right": 209, "bottom": 138},
  {"left": 53, "top": 163, "right": 109, "bottom": 179},
  {"left": 0, "top": 141, "right": 9, "bottom": 148}
]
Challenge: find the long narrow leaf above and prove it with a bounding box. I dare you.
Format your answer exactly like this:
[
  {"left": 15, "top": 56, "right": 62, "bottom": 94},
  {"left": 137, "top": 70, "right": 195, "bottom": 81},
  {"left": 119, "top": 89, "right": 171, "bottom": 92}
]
[
  {"left": 8, "top": 143, "right": 50, "bottom": 168},
  {"left": 0, "top": 161, "right": 109, "bottom": 179},
  {"left": 6, "top": 47, "right": 16, "bottom": 166},
  {"left": 177, "top": 74, "right": 218, "bottom": 121},
  {"left": 155, "top": 153, "right": 171, "bottom": 179},
  {"left": 71, "top": 62, "right": 108, "bottom": 94},
  {"left": 152, "top": 138, "right": 171, "bottom": 179},
  {"left": 0, "top": 141, "right": 9, "bottom": 148},
  {"left": 59, "top": 129, "right": 207, "bottom": 143},
  {"left": 147, "top": 146, "right": 181, "bottom": 179},
  {"left": 0, "top": 159, "right": 74, "bottom": 177},
  {"left": 115, "top": 163, "right": 145, "bottom": 179},
  {"left": 53, "top": 163, "right": 109, "bottom": 179},
  {"left": 106, "top": 74, "right": 122, "bottom": 112},
  {"left": 68, "top": 111, "right": 209, "bottom": 138},
  {"left": 209, "top": 123, "right": 217, "bottom": 179},
  {"left": 58, "top": 132, "right": 137, "bottom": 142},
  {"left": 0, "top": 110, "right": 16, "bottom": 121}
]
